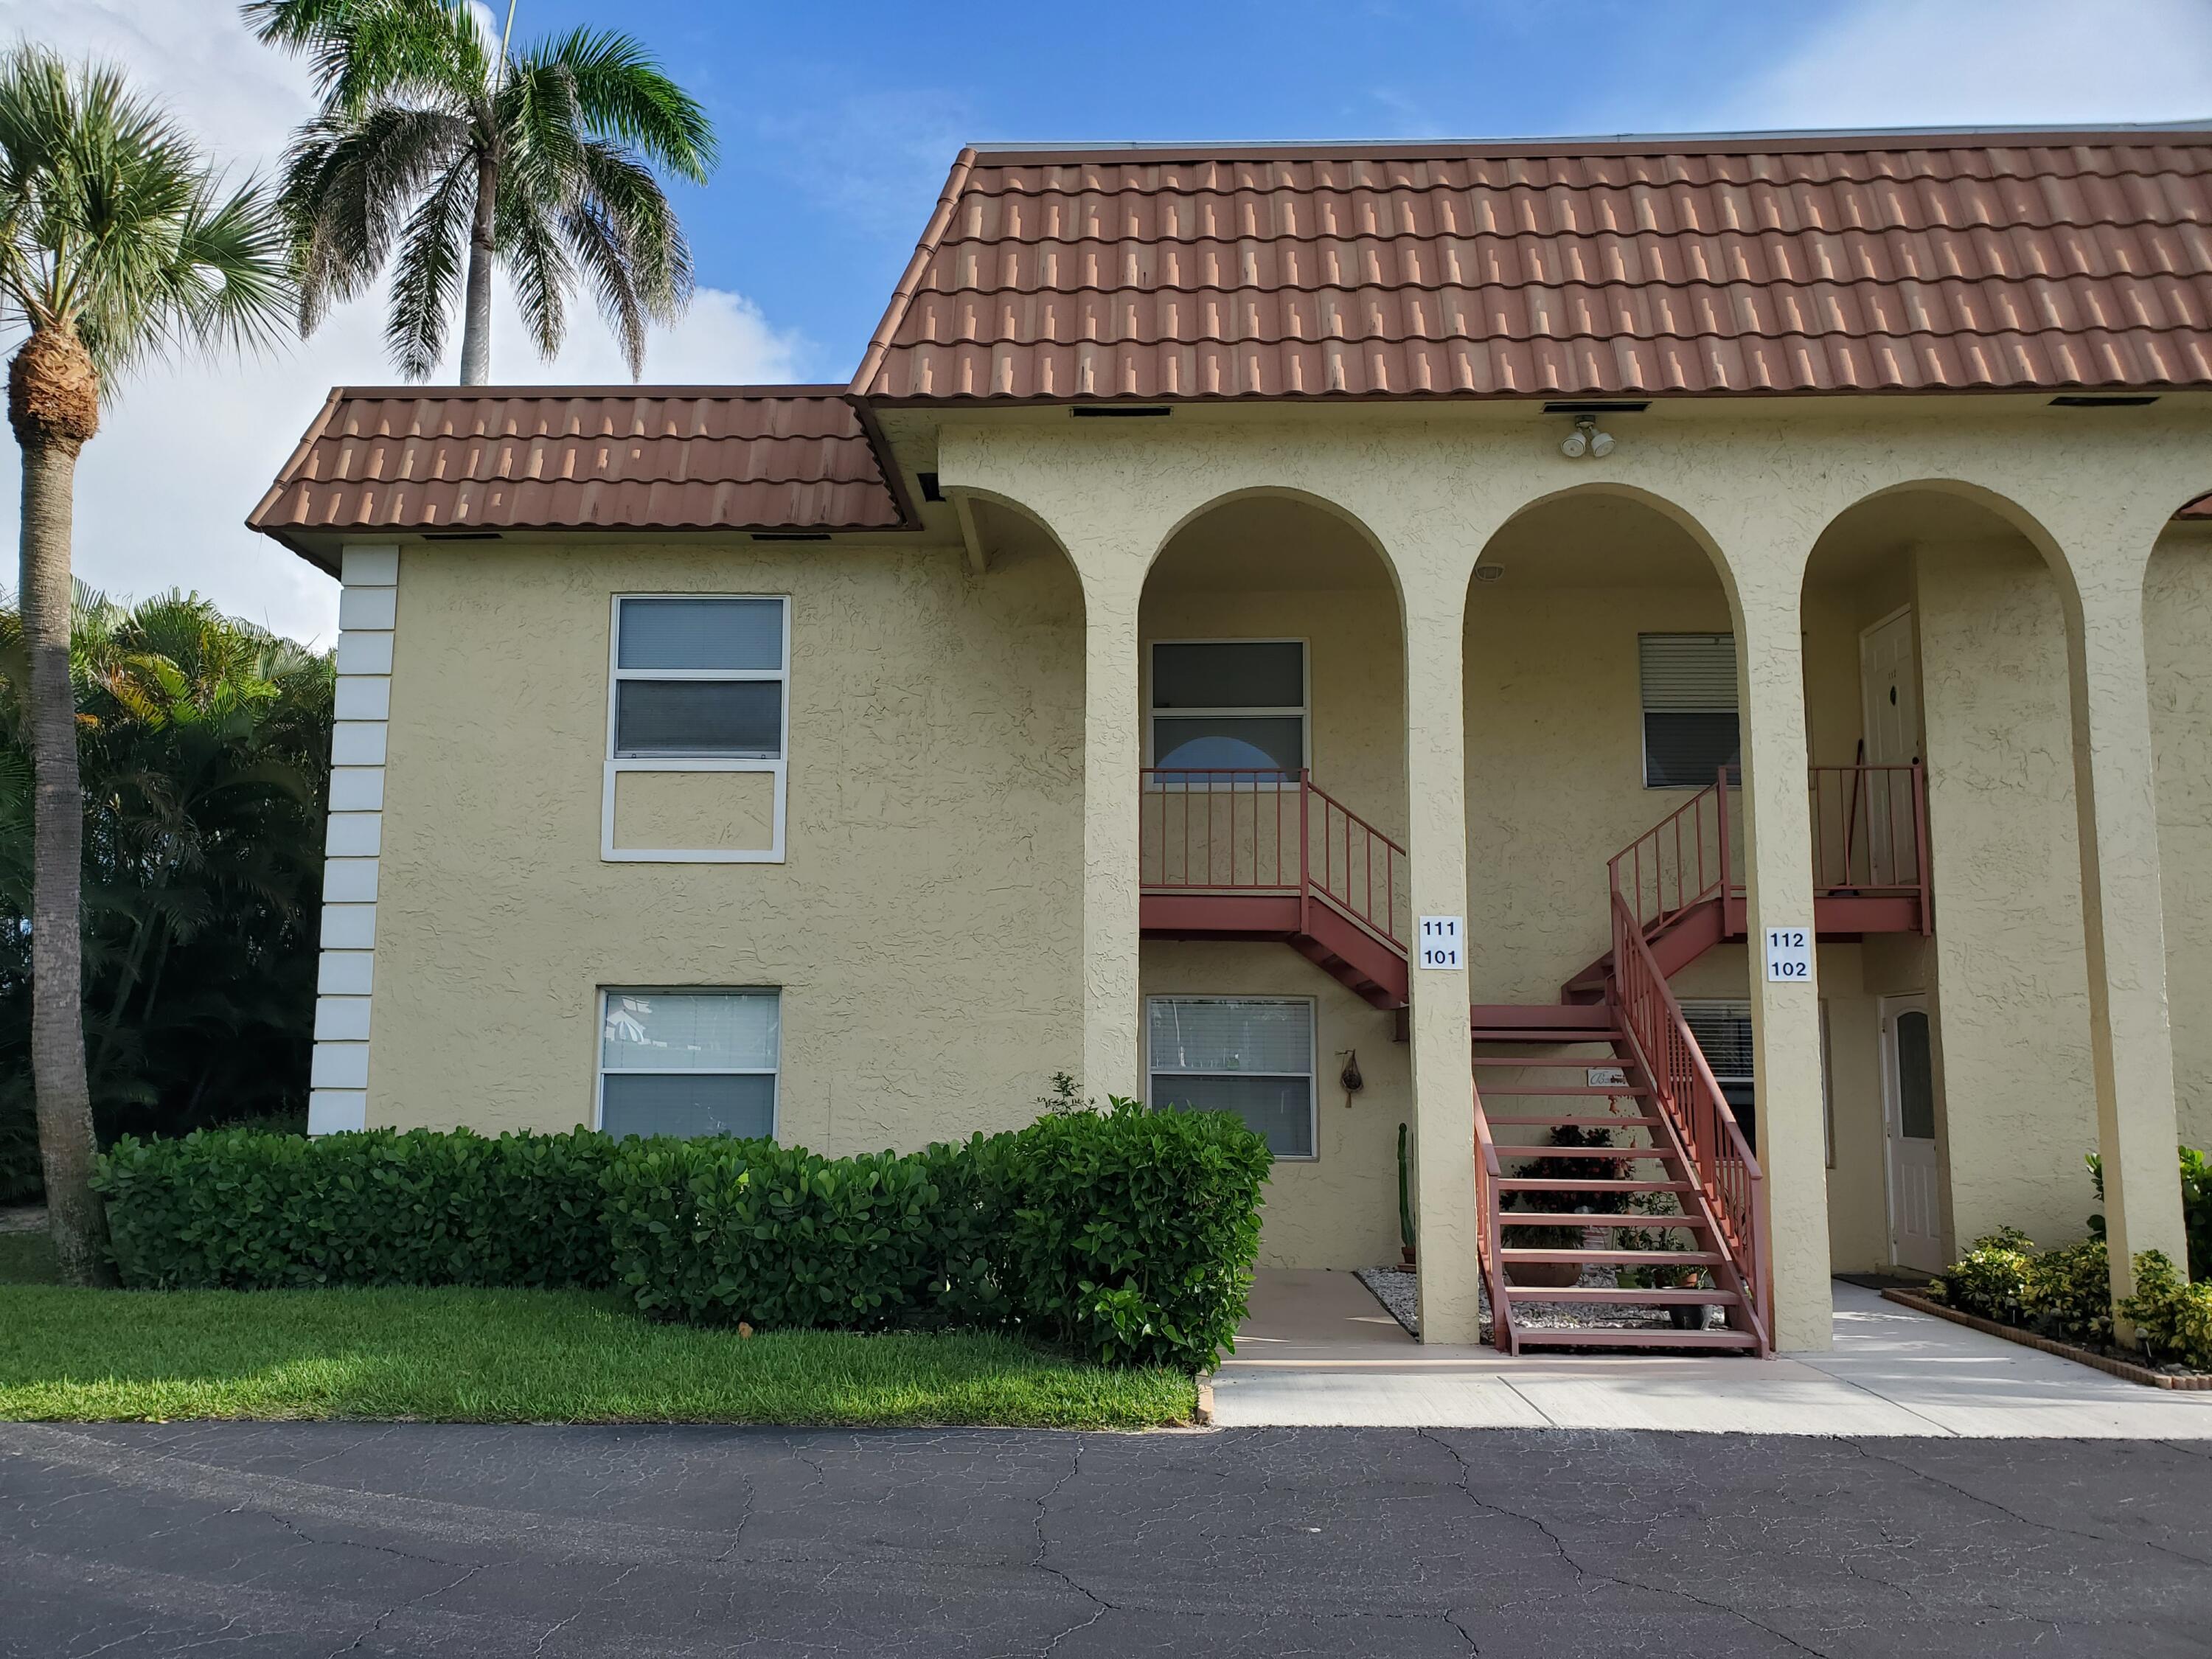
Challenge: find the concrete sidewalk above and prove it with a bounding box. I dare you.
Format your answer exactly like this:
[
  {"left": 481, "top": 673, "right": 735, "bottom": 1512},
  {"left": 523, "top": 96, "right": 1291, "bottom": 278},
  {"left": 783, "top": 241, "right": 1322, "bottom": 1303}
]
[{"left": 1211, "top": 1269, "right": 2212, "bottom": 1436}]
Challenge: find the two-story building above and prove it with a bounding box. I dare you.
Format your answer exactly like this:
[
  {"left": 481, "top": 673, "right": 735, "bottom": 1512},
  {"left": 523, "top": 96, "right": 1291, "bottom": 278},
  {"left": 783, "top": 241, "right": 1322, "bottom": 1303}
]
[{"left": 251, "top": 126, "right": 2212, "bottom": 1357}]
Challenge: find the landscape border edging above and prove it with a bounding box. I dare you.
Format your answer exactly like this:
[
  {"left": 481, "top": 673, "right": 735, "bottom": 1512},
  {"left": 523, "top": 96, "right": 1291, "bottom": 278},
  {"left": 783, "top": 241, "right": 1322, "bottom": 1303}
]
[{"left": 1880, "top": 1287, "right": 2212, "bottom": 1391}]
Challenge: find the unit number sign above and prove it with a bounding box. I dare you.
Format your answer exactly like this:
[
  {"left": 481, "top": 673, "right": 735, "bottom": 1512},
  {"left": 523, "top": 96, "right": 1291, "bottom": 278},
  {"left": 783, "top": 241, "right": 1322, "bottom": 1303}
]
[
  {"left": 1418, "top": 916, "right": 1465, "bottom": 971},
  {"left": 1764, "top": 928, "right": 1812, "bottom": 982}
]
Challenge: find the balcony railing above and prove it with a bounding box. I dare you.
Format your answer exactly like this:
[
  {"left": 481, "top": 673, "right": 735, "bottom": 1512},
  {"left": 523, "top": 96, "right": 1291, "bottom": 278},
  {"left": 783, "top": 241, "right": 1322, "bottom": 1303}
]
[
  {"left": 1608, "top": 763, "right": 1930, "bottom": 938},
  {"left": 1139, "top": 769, "right": 1407, "bottom": 949}
]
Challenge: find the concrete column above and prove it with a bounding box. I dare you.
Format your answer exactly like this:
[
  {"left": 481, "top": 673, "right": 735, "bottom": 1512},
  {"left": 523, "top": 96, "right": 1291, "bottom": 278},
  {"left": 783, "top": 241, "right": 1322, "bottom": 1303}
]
[
  {"left": 1078, "top": 578, "right": 1144, "bottom": 1099},
  {"left": 2065, "top": 561, "right": 2191, "bottom": 1301},
  {"left": 1403, "top": 587, "right": 1481, "bottom": 1344},
  {"left": 1734, "top": 594, "right": 1835, "bottom": 1352}
]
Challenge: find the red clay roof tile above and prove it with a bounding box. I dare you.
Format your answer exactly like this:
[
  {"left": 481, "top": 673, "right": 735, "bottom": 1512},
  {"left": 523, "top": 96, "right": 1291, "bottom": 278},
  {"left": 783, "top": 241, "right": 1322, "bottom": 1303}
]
[
  {"left": 853, "top": 136, "right": 2212, "bottom": 401},
  {"left": 248, "top": 388, "right": 908, "bottom": 566}
]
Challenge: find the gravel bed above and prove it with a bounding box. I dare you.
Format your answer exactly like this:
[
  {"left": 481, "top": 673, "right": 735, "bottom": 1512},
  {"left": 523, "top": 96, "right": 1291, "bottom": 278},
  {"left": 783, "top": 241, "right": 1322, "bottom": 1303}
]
[{"left": 1355, "top": 1261, "right": 1719, "bottom": 1342}]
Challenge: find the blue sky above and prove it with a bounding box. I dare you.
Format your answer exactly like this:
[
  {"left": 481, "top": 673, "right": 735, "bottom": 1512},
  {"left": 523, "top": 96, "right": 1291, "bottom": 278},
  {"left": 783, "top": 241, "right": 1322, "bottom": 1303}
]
[
  {"left": 554, "top": 0, "right": 1795, "bottom": 380},
  {"left": 4, "top": 0, "right": 2209, "bottom": 639}
]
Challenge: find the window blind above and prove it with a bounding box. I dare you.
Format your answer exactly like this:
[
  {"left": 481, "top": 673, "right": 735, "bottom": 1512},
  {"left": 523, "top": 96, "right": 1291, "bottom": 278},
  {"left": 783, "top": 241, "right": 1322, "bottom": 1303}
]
[{"left": 1640, "top": 633, "right": 1739, "bottom": 787}]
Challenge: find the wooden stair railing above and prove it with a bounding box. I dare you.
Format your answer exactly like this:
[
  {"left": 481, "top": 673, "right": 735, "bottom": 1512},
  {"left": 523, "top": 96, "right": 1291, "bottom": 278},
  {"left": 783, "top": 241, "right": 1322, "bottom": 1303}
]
[
  {"left": 1470, "top": 1004, "right": 1763, "bottom": 1355},
  {"left": 1139, "top": 769, "right": 1410, "bottom": 1006},
  {"left": 1607, "top": 888, "right": 1773, "bottom": 1350}
]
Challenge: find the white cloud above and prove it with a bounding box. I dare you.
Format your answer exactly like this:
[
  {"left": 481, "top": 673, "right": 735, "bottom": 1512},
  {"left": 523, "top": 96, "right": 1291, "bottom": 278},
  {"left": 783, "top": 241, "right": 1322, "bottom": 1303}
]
[
  {"left": 0, "top": 0, "right": 803, "bottom": 646},
  {"left": 1711, "top": 0, "right": 2212, "bottom": 131}
]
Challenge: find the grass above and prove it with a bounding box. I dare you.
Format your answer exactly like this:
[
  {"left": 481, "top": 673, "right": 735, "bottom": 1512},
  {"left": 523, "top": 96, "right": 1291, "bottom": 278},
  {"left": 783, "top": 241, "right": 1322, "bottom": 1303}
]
[{"left": 0, "top": 1256, "right": 1198, "bottom": 1427}]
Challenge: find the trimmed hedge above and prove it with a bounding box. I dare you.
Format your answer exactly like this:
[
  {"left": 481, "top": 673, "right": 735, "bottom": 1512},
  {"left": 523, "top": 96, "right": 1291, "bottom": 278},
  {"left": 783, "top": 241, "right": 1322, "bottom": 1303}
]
[
  {"left": 90, "top": 1102, "right": 1273, "bottom": 1371},
  {"left": 599, "top": 1136, "right": 1009, "bottom": 1332},
  {"left": 93, "top": 1127, "right": 617, "bottom": 1290},
  {"left": 601, "top": 1101, "right": 1272, "bottom": 1369},
  {"left": 998, "top": 1099, "right": 1270, "bottom": 1367}
]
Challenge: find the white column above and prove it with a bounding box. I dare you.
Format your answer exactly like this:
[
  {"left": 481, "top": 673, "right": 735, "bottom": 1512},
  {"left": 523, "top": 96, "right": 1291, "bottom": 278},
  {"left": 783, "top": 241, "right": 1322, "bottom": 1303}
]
[
  {"left": 307, "top": 543, "right": 400, "bottom": 1135},
  {"left": 1404, "top": 587, "right": 1481, "bottom": 1345},
  {"left": 1735, "top": 594, "right": 1835, "bottom": 1352}
]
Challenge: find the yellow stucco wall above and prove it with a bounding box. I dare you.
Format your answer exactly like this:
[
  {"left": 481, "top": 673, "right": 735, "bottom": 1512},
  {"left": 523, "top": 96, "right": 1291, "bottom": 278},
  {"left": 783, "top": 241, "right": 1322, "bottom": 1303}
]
[
  {"left": 2146, "top": 524, "right": 2212, "bottom": 1155},
  {"left": 368, "top": 537, "right": 1088, "bottom": 1150},
  {"left": 345, "top": 397, "right": 2208, "bottom": 1318}
]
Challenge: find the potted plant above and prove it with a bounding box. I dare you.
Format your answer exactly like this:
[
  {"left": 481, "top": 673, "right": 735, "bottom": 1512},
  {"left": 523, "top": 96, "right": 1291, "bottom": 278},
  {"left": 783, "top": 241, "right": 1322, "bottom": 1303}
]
[{"left": 1500, "top": 1126, "right": 1624, "bottom": 1288}]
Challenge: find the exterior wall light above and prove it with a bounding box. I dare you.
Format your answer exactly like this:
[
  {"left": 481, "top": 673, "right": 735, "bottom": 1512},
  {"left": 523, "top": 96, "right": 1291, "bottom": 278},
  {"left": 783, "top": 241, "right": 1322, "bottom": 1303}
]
[{"left": 1560, "top": 416, "right": 1615, "bottom": 459}]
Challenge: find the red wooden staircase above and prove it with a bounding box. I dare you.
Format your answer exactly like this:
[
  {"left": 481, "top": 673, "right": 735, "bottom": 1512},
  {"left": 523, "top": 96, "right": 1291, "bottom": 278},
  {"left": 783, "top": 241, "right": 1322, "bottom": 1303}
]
[
  {"left": 1473, "top": 763, "right": 1929, "bottom": 1357},
  {"left": 1135, "top": 761, "right": 1931, "bottom": 1360},
  {"left": 1137, "top": 770, "right": 1408, "bottom": 1008}
]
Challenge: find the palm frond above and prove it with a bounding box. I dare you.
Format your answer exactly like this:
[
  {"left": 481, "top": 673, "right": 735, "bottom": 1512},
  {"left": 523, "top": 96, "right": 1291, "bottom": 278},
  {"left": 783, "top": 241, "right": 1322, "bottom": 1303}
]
[
  {"left": 383, "top": 149, "right": 473, "bottom": 378},
  {"left": 0, "top": 44, "right": 296, "bottom": 377},
  {"left": 279, "top": 102, "right": 470, "bottom": 334},
  {"left": 496, "top": 184, "right": 568, "bottom": 364},
  {"left": 529, "top": 27, "right": 717, "bottom": 181}
]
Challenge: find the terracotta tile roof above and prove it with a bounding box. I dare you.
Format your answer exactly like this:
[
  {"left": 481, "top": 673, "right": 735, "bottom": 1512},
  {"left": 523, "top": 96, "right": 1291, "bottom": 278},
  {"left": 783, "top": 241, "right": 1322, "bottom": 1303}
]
[
  {"left": 249, "top": 388, "right": 910, "bottom": 565},
  {"left": 853, "top": 131, "right": 2212, "bottom": 402}
]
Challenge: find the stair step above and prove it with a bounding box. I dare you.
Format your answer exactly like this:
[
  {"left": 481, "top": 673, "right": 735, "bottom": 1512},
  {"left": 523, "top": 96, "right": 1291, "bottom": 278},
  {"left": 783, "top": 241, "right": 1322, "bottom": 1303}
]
[
  {"left": 1510, "top": 1328, "right": 1760, "bottom": 1351},
  {"left": 1503, "top": 1287, "right": 1742, "bottom": 1306},
  {"left": 1470, "top": 1005, "right": 1620, "bottom": 1031},
  {"left": 1472, "top": 1057, "right": 1636, "bottom": 1069},
  {"left": 1472, "top": 1032, "right": 1624, "bottom": 1045},
  {"left": 1500, "top": 1212, "right": 1711, "bottom": 1229},
  {"left": 1484, "top": 1115, "right": 1662, "bottom": 1127},
  {"left": 1496, "top": 1178, "right": 1695, "bottom": 1193},
  {"left": 1500, "top": 1147, "right": 1680, "bottom": 1162},
  {"left": 1484, "top": 1085, "right": 1652, "bottom": 1096},
  {"left": 1499, "top": 1250, "right": 1723, "bottom": 1265}
]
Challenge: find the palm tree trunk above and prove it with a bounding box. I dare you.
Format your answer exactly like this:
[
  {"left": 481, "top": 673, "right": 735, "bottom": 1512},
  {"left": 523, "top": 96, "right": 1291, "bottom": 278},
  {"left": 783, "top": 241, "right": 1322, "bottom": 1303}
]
[
  {"left": 457, "top": 147, "right": 499, "bottom": 384},
  {"left": 11, "top": 338, "right": 110, "bottom": 1285}
]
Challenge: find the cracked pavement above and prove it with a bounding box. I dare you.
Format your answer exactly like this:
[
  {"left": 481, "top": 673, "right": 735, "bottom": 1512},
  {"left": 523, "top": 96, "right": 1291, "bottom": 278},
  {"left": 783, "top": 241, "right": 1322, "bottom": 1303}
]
[{"left": 4, "top": 1422, "right": 2209, "bottom": 1656}]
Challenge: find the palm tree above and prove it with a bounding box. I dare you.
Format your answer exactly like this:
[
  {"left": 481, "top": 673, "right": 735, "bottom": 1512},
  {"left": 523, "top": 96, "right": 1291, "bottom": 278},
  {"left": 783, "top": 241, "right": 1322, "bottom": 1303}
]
[
  {"left": 247, "top": 0, "right": 717, "bottom": 381},
  {"left": 0, "top": 47, "right": 292, "bottom": 1283}
]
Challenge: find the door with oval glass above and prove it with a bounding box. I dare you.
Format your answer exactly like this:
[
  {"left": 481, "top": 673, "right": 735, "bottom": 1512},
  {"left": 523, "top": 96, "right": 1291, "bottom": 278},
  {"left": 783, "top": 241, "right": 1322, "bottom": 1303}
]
[{"left": 1881, "top": 994, "right": 1942, "bottom": 1272}]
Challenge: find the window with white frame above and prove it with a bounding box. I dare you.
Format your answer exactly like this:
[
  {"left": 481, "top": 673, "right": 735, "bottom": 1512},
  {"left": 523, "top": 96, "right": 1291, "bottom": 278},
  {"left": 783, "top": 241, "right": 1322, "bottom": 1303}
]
[
  {"left": 1149, "top": 640, "right": 1307, "bottom": 780},
  {"left": 1147, "top": 996, "right": 1315, "bottom": 1158},
  {"left": 605, "top": 595, "right": 788, "bottom": 862},
  {"left": 611, "top": 596, "right": 786, "bottom": 758},
  {"left": 598, "top": 989, "right": 780, "bottom": 1140},
  {"left": 1639, "top": 633, "right": 1739, "bottom": 788}
]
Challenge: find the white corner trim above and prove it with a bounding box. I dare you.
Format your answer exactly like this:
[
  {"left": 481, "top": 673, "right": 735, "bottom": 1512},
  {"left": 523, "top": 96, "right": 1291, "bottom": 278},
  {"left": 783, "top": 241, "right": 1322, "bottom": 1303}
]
[{"left": 309, "top": 543, "right": 398, "bottom": 1135}]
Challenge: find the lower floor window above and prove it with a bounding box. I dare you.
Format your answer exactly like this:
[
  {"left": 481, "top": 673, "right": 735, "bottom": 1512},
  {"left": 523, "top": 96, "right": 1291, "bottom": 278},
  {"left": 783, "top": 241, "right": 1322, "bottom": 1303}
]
[
  {"left": 599, "top": 988, "right": 779, "bottom": 1139},
  {"left": 1680, "top": 998, "right": 1755, "bottom": 1152},
  {"left": 1147, "top": 995, "right": 1315, "bottom": 1158}
]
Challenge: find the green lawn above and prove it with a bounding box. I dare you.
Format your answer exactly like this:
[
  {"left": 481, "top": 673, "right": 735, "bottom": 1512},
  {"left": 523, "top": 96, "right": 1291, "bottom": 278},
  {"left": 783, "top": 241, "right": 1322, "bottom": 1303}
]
[{"left": 0, "top": 1261, "right": 1198, "bottom": 1427}]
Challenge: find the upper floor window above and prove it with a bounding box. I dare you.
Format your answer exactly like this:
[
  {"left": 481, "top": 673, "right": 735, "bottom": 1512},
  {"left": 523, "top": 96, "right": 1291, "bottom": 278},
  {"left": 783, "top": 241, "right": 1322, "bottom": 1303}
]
[
  {"left": 611, "top": 596, "right": 786, "bottom": 759},
  {"left": 1149, "top": 639, "right": 1307, "bottom": 780},
  {"left": 598, "top": 988, "right": 779, "bottom": 1139},
  {"left": 1639, "top": 633, "right": 1739, "bottom": 787}
]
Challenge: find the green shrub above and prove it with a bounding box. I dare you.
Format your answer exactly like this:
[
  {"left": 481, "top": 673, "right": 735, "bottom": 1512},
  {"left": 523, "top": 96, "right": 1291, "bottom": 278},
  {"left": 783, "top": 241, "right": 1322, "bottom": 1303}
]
[
  {"left": 2021, "top": 1236, "right": 2113, "bottom": 1348},
  {"left": 599, "top": 1135, "right": 1003, "bottom": 1331},
  {"left": 90, "top": 1102, "right": 1273, "bottom": 1372},
  {"left": 2086, "top": 1145, "right": 2211, "bottom": 1279},
  {"left": 2118, "top": 1251, "right": 2212, "bottom": 1370},
  {"left": 1930, "top": 1226, "right": 2035, "bottom": 1322},
  {"left": 93, "top": 1127, "right": 616, "bottom": 1290},
  {"left": 1000, "top": 1098, "right": 1270, "bottom": 1369}
]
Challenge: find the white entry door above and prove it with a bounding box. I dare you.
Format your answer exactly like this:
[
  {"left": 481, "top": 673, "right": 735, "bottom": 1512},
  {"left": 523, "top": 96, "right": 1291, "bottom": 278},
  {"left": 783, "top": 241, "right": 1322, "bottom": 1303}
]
[
  {"left": 1858, "top": 608, "right": 1921, "bottom": 887},
  {"left": 1881, "top": 995, "right": 1943, "bottom": 1272}
]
